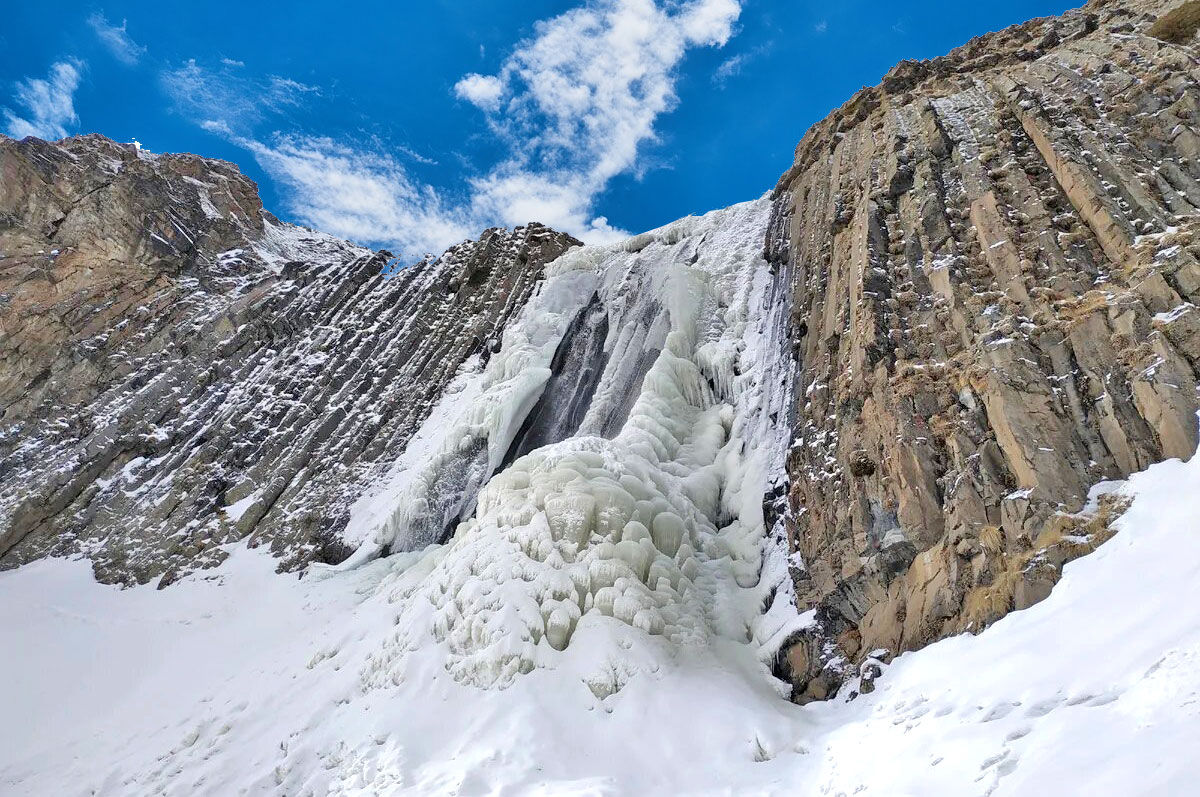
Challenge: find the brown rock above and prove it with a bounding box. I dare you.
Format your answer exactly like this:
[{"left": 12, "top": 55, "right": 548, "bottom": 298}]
[{"left": 771, "top": 0, "right": 1200, "bottom": 700}]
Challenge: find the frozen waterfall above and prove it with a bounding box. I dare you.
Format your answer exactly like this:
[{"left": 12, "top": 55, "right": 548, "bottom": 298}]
[{"left": 340, "top": 197, "right": 803, "bottom": 688}]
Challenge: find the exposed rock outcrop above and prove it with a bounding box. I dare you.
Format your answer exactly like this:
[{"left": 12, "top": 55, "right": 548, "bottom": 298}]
[
  {"left": 769, "top": 0, "right": 1200, "bottom": 700},
  {"left": 0, "top": 134, "right": 578, "bottom": 585}
]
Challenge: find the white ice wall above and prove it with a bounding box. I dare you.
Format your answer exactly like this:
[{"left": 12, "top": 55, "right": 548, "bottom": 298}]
[{"left": 339, "top": 197, "right": 802, "bottom": 688}]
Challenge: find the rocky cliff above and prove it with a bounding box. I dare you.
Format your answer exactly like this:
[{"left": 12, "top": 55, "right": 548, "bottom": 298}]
[
  {"left": 0, "top": 134, "right": 578, "bottom": 585},
  {"left": 769, "top": 0, "right": 1200, "bottom": 699},
  {"left": 1, "top": 0, "right": 1198, "bottom": 707}
]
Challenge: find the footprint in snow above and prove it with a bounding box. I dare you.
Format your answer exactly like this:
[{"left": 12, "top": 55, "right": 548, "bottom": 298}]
[
  {"left": 1025, "top": 696, "right": 1064, "bottom": 717},
  {"left": 1004, "top": 726, "right": 1031, "bottom": 742},
  {"left": 981, "top": 702, "right": 1019, "bottom": 722}
]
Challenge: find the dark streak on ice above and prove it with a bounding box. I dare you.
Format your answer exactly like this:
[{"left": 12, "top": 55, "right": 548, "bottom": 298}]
[{"left": 500, "top": 292, "right": 611, "bottom": 469}]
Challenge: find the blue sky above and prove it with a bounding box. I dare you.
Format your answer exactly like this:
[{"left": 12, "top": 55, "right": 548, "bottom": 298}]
[{"left": 1, "top": 0, "right": 1073, "bottom": 257}]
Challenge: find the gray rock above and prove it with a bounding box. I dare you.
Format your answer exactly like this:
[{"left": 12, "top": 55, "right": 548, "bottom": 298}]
[{"left": 0, "top": 133, "right": 579, "bottom": 585}]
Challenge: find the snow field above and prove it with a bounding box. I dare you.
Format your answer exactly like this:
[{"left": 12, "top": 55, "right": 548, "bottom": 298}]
[{"left": 3, "top": 421, "right": 1198, "bottom": 794}]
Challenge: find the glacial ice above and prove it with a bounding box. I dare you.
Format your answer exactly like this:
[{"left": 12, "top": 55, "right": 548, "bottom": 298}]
[{"left": 348, "top": 196, "right": 801, "bottom": 688}]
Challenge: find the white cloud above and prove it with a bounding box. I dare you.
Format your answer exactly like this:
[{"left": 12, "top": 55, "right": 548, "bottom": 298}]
[
  {"left": 454, "top": 73, "right": 505, "bottom": 110},
  {"left": 163, "top": 0, "right": 742, "bottom": 257},
  {"left": 239, "top": 133, "right": 473, "bottom": 256},
  {"left": 88, "top": 13, "right": 145, "bottom": 65},
  {"left": 221, "top": 57, "right": 246, "bottom": 68},
  {"left": 814, "top": 20, "right": 828, "bottom": 34},
  {"left": 679, "top": 0, "right": 740, "bottom": 45},
  {"left": 2, "top": 60, "right": 84, "bottom": 140},
  {"left": 162, "top": 60, "right": 318, "bottom": 128},
  {"left": 459, "top": 0, "right": 742, "bottom": 240}
]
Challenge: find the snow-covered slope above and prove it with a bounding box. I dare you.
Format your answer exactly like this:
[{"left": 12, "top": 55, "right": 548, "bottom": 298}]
[{"left": 2, "top": 416, "right": 1197, "bottom": 795}]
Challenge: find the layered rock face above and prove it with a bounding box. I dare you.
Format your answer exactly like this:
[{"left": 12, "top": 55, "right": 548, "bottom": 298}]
[
  {"left": 770, "top": 0, "right": 1200, "bottom": 699},
  {"left": 0, "top": 134, "right": 578, "bottom": 585}
]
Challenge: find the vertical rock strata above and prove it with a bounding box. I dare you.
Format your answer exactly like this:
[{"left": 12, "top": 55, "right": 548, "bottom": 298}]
[
  {"left": 770, "top": 0, "right": 1200, "bottom": 700},
  {"left": 0, "top": 134, "right": 578, "bottom": 585}
]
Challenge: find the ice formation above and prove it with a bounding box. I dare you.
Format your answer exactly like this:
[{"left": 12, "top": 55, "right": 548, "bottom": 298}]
[{"left": 344, "top": 197, "right": 801, "bottom": 688}]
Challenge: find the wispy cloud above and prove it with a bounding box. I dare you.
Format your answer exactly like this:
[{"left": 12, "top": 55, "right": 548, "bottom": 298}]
[
  {"left": 239, "top": 133, "right": 472, "bottom": 255},
  {"left": 814, "top": 20, "right": 828, "bottom": 34},
  {"left": 88, "top": 13, "right": 145, "bottom": 65},
  {"left": 164, "top": 0, "right": 743, "bottom": 256},
  {"left": 713, "top": 54, "right": 746, "bottom": 85},
  {"left": 165, "top": 62, "right": 461, "bottom": 253},
  {"left": 712, "top": 42, "right": 771, "bottom": 87},
  {"left": 454, "top": 0, "right": 743, "bottom": 242},
  {"left": 162, "top": 60, "right": 317, "bottom": 128},
  {"left": 221, "top": 57, "right": 245, "bottom": 68},
  {"left": 2, "top": 60, "right": 84, "bottom": 140}
]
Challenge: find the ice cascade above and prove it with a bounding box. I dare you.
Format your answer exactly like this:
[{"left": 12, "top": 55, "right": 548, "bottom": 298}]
[{"left": 355, "top": 197, "right": 800, "bottom": 689}]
